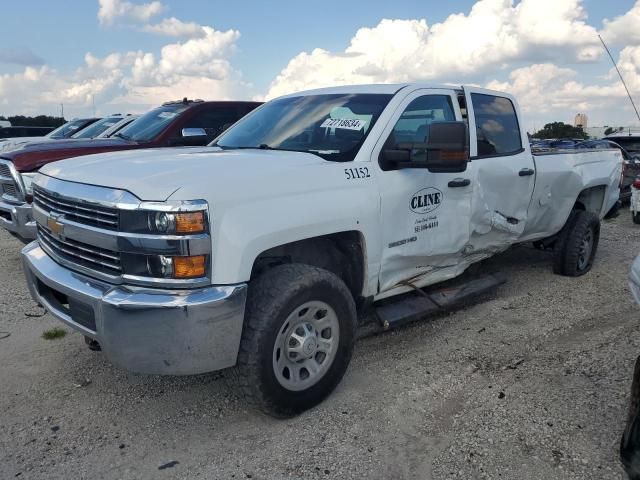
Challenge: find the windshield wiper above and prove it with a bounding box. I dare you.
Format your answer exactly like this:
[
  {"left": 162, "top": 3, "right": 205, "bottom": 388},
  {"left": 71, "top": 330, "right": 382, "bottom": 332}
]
[{"left": 258, "top": 143, "right": 274, "bottom": 150}]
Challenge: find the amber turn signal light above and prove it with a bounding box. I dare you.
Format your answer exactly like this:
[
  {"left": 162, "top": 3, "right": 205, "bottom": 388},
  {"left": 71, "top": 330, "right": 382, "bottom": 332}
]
[
  {"left": 173, "top": 255, "right": 206, "bottom": 278},
  {"left": 175, "top": 211, "right": 205, "bottom": 233}
]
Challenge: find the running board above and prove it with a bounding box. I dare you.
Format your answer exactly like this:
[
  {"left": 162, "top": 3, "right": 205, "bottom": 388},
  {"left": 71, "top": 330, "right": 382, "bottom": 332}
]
[{"left": 358, "top": 272, "right": 507, "bottom": 338}]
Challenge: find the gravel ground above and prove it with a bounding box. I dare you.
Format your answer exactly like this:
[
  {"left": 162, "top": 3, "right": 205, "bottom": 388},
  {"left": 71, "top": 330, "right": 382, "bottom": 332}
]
[{"left": 0, "top": 213, "right": 638, "bottom": 480}]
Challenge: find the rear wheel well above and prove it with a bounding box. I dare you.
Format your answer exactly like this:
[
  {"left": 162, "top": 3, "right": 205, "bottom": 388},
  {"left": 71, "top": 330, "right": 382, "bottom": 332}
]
[
  {"left": 574, "top": 186, "right": 606, "bottom": 215},
  {"left": 250, "top": 232, "right": 366, "bottom": 301}
]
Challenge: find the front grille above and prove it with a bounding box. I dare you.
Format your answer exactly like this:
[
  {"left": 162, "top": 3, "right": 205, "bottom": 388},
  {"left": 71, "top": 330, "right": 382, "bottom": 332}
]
[
  {"left": 37, "top": 225, "right": 122, "bottom": 275},
  {"left": 33, "top": 186, "right": 119, "bottom": 230},
  {"left": 0, "top": 161, "right": 20, "bottom": 203},
  {"left": 0, "top": 163, "right": 11, "bottom": 178},
  {"left": 2, "top": 183, "right": 17, "bottom": 198}
]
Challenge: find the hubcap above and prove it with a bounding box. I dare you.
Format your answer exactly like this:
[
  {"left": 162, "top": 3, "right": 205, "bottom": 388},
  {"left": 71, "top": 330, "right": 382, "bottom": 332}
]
[
  {"left": 272, "top": 300, "right": 340, "bottom": 392},
  {"left": 577, "top": 229, "right": 593, "bottom": 270}
]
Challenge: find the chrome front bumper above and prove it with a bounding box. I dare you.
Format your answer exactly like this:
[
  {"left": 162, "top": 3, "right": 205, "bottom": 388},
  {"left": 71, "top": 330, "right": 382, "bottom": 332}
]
[
  {"left": 22, "top": 242, "right": 248, "bottom": 375},
  {"left": 0, "top": 200, "right": 36, "bottom": 241}
]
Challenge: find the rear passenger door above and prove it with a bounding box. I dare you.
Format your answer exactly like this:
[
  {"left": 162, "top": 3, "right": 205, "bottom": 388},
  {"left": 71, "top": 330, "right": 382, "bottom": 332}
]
[{"left": 463, "top": 87, "right": 535, "bottom": 251}]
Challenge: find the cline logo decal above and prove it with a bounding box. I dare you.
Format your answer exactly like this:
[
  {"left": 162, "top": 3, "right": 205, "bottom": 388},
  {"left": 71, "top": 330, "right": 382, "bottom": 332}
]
[{"left": 410, "top": 188, "right": 443, "bottom": 214}]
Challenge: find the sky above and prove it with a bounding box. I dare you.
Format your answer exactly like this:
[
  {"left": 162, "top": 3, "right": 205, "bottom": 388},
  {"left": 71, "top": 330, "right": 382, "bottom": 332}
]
[{"left": 1, "top": 0, "right": 640, "bottom": 133}]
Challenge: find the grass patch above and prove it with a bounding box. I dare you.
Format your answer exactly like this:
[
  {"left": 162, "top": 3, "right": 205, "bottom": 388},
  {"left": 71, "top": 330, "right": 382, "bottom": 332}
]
[{"left": 42, "top": 327, "right": 67, "bottom": 340}]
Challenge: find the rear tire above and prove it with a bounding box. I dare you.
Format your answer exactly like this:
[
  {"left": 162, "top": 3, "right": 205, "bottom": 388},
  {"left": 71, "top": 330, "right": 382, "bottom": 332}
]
[
  {"left": 235, "top": 264, "right": 357, "bottom": 417},
  {"left": 633, "top": 212, "right": 640, "bottom": 225},
  {"left": 553, "top": 210, "right": 600, "bottom": 276}
]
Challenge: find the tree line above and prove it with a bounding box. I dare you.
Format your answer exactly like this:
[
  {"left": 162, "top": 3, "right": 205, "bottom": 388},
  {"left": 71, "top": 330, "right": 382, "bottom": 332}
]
[
  {"left": 0, "top": 115, "right": 66, "bottom": 127},
  {"left": 530, "top": 122, "right": 587, "bottom": 140}
]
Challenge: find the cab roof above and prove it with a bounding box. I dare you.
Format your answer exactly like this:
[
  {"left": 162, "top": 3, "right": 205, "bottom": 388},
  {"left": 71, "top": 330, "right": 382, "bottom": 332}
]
[{"left": 278, "top": 83, "right": 464, "bottom": 98}]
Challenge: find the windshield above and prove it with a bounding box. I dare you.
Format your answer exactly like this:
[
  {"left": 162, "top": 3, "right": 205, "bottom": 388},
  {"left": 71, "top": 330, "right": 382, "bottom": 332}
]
[
  {"left": 71, "top": 116, "right": 123, "bottom": 139},
  {"left": 215, "top": 94, "right": 393, "bottom": 162},
  {"left": 47, "top": 119, "right": 95, "bottom": 139},
  {"left": 116, "top": 104, "right": 190, "bottom": 142}
]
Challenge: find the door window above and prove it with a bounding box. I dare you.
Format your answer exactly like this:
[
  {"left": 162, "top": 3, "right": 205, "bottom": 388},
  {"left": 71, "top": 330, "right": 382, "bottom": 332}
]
[
  {"left": 185, "top": 107, "right": 245, "bottom": 141},
  {"left": 383, "top": 95, "right": 456, "bottom": 164},
  {"left": 471, "top": 93, "right": 522, "bottom": 157}
]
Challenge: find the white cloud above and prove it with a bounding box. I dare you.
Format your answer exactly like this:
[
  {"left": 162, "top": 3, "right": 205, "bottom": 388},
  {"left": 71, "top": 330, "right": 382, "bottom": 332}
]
[
  {"left": 601, "top": 1, "right": 640, "bottom": 46},
  {"left": 142, "top": 17, "right": 205, "bottom": 38},
  {"left": 484, "top": 63, "right": 639, "bottom": 131},
  {"left": 266, "top": 0, "right": 602, "bottom": 99},
  {"left": 97, "top": 0, "right": 164, "bottom": 25},
  {"left": 0, "top": 23, "right": 246, "bottom": 117}
]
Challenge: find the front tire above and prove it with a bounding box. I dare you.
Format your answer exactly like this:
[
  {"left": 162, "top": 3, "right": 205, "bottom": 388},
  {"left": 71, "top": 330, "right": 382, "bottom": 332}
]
[
  {"left": 633, "top": 212, "right": 640, "bottom": 225},
  {"left": 236, "top": 264, "right": 357, "bottom": 417},
  {"left": 553, "top": 210, "right": 600, "bottom": 276}
]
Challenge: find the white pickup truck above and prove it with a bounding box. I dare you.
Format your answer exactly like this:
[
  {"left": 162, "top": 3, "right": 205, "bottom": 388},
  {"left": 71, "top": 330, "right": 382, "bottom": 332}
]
[{"left": 22, "top": 84, "right": 622, "bottom": 417}]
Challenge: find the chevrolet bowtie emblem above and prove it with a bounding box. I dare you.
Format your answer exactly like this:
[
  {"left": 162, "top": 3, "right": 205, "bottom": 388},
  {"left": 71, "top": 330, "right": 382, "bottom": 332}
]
[{"left": 47, "top": 216, "right": 64, "bottom": 236}]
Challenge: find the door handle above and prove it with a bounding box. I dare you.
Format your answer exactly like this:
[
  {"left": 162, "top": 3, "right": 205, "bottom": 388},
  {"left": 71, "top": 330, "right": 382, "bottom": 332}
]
[
  {"left": 519, "top": 168, "right": 535, "bottom": 177},
  {"left": 448, "top": 178, "right": 471, "bottom": 188}
]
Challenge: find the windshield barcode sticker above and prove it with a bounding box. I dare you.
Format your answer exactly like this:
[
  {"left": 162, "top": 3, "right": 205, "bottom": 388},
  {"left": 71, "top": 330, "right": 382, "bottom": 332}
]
[{"left": 320, "top": 118, "right": 366, "bottom": 131}]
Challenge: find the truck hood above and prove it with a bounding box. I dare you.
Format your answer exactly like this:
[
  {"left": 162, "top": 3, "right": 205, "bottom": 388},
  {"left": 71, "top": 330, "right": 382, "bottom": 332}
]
[
  {"left": 0, "top": 137, "right": 133, "bottom": 172},
  {"left": 40, "top": 147, "right": 326, "bottom": 201},
  {"left": 0, "top": 137, "right": 49, "bottom": 152}
]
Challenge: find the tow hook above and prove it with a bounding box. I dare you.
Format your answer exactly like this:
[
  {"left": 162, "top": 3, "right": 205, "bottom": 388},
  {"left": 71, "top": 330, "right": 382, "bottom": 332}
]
[{"left": 84, "top": 336, "right": 102, "bottom": 351}]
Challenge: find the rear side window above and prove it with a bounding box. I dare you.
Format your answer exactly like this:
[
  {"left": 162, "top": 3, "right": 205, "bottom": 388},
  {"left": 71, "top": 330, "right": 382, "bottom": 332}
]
[
  {"left": 471, "top": 93, "right": 522, "bottom": 157},
  {"left": 184, "top": 107, "right": 245, "bottom": 141}
]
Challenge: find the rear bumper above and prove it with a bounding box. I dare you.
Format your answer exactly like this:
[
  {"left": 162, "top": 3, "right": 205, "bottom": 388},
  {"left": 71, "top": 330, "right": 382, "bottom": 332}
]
[
  {"left": 22, "top": 242, "right": 248, "bottom": 375},
  {"left": 0, "top": 200, "right": 35, "bottom": 241}
]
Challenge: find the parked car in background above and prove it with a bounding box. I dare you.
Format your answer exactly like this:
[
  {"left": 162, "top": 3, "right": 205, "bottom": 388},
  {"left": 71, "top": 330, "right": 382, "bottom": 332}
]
[
  {"left": 20, "top": 84, "right": 622, "bottom": 416},
  {"left": 70, "top": 115, "right": 130, "bottom": 139},
  {"left": 0, "top": 99, "right": 261, "bottom": 241},
  {"left": 530, "top": 138, "right": 579, "bottom": 151},
  {"left": 631, "top": 177, "right": 640, "bottom": 224},
  {"left": 576, "top": 139, "right": 640, "bottom": 201},
  {"left": 0, "top": 117, "right": 101, "bottom": 152},
  {"left": 96, "top": 115, "right": 139, "bottom": 138},
  {"left": 0, "top": 126, "right": 54, "bottom": 138},
  {"left": 607, "top": 133, "right": 640, "bottom": 156},
  {"left": 620, "top": 254, "right": 640, "bottom": 478}
]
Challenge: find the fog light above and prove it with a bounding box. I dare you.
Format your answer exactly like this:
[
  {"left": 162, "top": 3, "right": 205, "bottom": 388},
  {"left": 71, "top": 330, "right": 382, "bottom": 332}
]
[{"left": 174, "top": 255, "right": 206, "bottom": 278}]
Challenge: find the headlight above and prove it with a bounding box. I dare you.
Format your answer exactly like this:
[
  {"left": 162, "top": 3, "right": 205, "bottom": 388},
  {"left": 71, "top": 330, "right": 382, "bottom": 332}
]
[
  {"left": 121, "top": 209, "right": 207, "bottom": 235},
  {"left": 148, "top": 211, "right": 205, "bottom": 234},
  {"left": 20, "top": 172, "right": 38, "bottom": 195}
]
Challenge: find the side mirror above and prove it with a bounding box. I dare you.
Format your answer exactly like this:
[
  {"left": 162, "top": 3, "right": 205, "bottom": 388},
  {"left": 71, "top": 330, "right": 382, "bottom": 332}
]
[
  {"left": 380, "top": 121, "right": 469, "bottom": 172},
  {"left": 175, "top": 127, "right": 208, "bottom": 146},
  {"left": 379, "top": 149, "right": 410, "bottom": 170},
  {"left": 422, "top": 122, "right": 469, "bottom": 173}
]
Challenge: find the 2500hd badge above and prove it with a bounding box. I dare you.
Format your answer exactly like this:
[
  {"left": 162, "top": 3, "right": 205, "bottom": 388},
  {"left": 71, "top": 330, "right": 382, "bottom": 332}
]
[{"left": 410, "top": 187, "right": 442, "bottom": 214}]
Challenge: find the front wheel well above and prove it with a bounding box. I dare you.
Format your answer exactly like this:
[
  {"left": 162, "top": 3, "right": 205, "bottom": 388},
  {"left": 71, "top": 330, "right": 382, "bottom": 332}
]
[{"left": 250, "top": 232, "right": 366, "bottom": 301}]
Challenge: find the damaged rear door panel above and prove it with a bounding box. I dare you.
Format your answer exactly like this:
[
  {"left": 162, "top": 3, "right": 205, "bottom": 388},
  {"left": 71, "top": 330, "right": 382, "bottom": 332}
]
[{"left": 462, "top": 86, "right": 536, "bottom": 253}]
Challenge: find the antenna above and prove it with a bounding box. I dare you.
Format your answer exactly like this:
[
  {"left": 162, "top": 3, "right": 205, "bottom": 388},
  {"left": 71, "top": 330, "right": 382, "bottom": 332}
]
[{"left": 598, "top": 35, "right": 640, "bottom": 124}]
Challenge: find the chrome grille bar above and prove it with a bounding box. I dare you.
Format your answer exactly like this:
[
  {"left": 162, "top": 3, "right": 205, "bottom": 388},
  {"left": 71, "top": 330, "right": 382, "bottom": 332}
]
[
  {"left": 38, "top": 225, "right": 122, "bottom": 274},
  {"left": 34, "top": 186, "right": 119, "bottom": 230},
  {"left": 0, "top": 163, "right": 11, "bottom": 178}
]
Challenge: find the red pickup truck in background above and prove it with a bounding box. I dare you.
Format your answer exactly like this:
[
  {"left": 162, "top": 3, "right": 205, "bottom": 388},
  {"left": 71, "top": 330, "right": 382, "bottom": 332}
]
[{"left": 0, "top": 99, "right": 261, "bottom": 242}]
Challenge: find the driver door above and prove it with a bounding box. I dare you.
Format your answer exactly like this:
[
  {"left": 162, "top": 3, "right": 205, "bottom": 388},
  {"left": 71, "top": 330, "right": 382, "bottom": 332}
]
[{"left": 374, "top": 89, "right": 473, "bottom": 294}]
